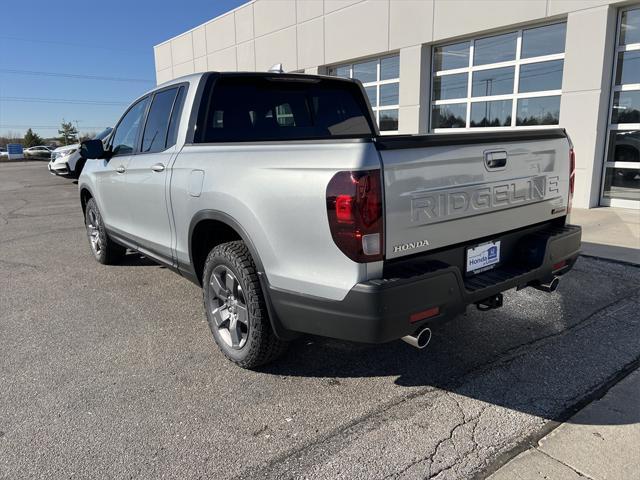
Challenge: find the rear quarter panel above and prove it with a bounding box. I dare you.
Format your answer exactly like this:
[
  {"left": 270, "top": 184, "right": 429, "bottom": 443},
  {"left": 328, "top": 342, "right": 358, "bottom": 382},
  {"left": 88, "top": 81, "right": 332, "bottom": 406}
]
[{"left": 171, "top": 140, "right": 382, "bottom": 301}]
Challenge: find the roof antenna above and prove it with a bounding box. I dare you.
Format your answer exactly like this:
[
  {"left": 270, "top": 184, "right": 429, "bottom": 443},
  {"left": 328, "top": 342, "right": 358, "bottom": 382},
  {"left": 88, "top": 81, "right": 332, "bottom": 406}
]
[{"left": 268, "top": 63, "right": 284, "bottom": 73}]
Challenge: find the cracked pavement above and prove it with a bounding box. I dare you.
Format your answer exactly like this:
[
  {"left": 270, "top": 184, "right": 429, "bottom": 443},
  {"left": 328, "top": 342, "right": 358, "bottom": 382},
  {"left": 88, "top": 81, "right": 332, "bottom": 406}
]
[{"left": 1, "top": 162, "right": 639, "bottom": 479}]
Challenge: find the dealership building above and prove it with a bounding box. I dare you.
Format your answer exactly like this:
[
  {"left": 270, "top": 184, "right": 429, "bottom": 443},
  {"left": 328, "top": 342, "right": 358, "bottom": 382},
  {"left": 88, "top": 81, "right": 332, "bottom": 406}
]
[{"left": 154, "top": 0, "right": 640, "bottom": 210}]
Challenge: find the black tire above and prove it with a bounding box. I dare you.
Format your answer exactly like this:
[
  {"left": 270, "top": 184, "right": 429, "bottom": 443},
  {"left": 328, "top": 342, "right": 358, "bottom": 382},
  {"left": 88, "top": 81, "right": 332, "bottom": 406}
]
[
  {"left": 84, "top": 198, "right": 126, "bottom": 265},
  {"left": 203, "top": 241, "right": 288, "bottom": 368}
]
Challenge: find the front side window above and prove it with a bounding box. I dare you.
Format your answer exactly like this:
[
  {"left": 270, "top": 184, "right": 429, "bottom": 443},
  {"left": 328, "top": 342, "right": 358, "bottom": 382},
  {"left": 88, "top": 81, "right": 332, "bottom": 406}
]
[
  {"left": 111, "top": 97, "right": 149, "bottom": 156},
  {"left": 328, "top": 54, "right": 400, "bottom": 133},
  {"left": 141, "top": 87, "right": 179, "bottom": 153},
  {"left": 431, "top": 22, "right": 566, "bottom": 131},
  {"left": 94, "top": 127, "right": 113, "bottom": 142},
  {"left": 194, "top": 76, "right": 373, "bottom": 143}
]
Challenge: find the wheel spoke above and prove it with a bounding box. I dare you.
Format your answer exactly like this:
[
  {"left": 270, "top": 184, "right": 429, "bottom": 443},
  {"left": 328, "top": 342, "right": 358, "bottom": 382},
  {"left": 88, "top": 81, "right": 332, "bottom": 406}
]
[
  {"left": 211, "top": 306, "right": 229, "bottom": 327},
  {"left": 210, "top": 272, "right": 229, "bottom": 300},
  {"left": 235, "top": 304, "right": 249, "bottom": 326},
  {"left": 225, "top": 269, "right": 236, "bottom": 295},
  {"left": 228, "top": 317, "right": 242, "bottom": 348}
]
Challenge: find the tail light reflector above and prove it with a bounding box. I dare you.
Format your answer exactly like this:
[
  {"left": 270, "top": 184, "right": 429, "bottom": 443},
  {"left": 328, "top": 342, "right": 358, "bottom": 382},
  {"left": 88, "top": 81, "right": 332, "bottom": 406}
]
[
  {"left": 568, "top": 148, "right": 576, "bottom": 212},
  {"left": 326, "top": 169, "right": 383, "bottom": 262},
  {"left": 553, "top": 260, "right": 567, "bottom": 272},
  {"left": 410, "top": 306, "right": 440, "bottom": 324}
]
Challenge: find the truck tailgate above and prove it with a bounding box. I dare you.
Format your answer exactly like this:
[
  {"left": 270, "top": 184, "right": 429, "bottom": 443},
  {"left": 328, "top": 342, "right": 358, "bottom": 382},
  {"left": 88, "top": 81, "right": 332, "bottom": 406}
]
[{"left": 377, "top": 130, "right": 571, "bottom": 260}]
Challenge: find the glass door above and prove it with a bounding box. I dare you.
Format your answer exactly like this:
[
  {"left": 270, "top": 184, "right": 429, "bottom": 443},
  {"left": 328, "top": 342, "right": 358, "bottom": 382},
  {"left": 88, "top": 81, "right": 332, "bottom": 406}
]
[{"left": 602, "top": 7, "right": 640, "bottom": 208}]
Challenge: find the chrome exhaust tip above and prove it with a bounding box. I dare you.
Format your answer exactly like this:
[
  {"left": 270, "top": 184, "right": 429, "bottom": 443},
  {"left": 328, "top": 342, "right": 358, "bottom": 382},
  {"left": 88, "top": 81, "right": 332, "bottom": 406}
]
[
  {"left": 401, "top": 327, "right": 432, "bottom": 349},
  {"left": 532, "top": 276, "right": 560, "bottom": 293}
]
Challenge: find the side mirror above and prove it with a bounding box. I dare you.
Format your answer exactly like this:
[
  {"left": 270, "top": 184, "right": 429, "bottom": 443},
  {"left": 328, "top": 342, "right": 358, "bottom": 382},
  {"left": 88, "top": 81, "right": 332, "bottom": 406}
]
[{"left": 80, "top": 139, "right": 106, "bottom": 159}]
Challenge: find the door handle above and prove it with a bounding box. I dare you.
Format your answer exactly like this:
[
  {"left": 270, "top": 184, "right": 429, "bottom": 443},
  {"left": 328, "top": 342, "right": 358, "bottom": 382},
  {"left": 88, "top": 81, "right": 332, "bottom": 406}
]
[
  {"left": 116, "top": 165, "right": 125, "bottom": 174},
  {"left": 484, "top": 151, "right": 507, "bottom": 170},
  {"left": 151, "top": 163, "right": 165, "bottom": 172}
]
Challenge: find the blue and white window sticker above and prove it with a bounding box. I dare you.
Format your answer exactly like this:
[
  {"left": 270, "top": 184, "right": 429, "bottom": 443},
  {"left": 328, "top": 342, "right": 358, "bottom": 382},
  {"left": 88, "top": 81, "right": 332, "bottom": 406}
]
[{"left": 467, "top": 240, "right": 501, "bottom": 273}]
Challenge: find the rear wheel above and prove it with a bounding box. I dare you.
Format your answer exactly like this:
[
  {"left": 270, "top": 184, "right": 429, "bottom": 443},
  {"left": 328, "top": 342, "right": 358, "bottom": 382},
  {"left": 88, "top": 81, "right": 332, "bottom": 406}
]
[
  {"left": 203, "top": 241, "right": 288, "bottom": 368},
  {"left": 85, "top": 198, "right": 126, "bottom": 264}
]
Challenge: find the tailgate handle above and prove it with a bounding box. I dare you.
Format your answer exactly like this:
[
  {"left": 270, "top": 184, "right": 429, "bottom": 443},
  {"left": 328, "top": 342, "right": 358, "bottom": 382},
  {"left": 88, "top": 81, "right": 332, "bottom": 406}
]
[{"left": 485, "top": 151, "right": 507, "bottom": 170}]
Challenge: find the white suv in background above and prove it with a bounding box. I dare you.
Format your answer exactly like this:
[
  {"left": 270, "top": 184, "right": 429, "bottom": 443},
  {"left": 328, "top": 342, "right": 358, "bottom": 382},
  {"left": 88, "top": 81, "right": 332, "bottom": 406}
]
[{"left": 49, "top": 128, "right": 112, "bottom": 178}]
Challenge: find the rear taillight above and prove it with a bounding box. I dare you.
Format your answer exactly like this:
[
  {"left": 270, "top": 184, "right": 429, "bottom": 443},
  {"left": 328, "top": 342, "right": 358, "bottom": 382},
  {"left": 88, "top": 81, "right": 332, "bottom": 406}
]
[
  {"left": 326, "top": 169, "right": 383, "bottom": 262},
  {"left": 568, "top": 148, "right": 576, "bottom": 213}
]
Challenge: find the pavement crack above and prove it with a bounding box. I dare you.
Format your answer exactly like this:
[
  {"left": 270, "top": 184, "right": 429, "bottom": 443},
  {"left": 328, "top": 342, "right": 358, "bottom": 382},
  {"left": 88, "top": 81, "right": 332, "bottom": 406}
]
[
  {"left": 380, "top": 395, "right": 483, "bottom": 480},
  {"left": 535, "top": 448, "right": 596, "bottom": 480},
  {"left": 0, "top": 258, "right": 38, "bottom": 269},
  {"left": 0, "top": 226, "right": 83, "bottom": 246},
  {"left": 487, "top": 287, "right": 640, "bottom": 368},
  {"left": 233, "top": 273, "right": 639, "bottom": 480}
]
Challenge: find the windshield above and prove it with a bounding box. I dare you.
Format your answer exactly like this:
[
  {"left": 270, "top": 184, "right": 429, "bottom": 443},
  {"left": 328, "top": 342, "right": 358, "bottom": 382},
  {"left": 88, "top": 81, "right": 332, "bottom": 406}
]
[{"left": 94, "top": 127, "right": 113, "bottom": 141}]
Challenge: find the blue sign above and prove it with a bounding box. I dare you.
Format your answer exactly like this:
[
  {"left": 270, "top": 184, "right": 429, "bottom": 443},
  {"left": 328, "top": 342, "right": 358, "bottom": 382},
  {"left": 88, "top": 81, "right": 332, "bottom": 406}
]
[
  {"left": 7, "top": 144, "right": 24, "bottom": 160},
  {"left": 7, "top": 144, "right": 23, "bottom": 155}
]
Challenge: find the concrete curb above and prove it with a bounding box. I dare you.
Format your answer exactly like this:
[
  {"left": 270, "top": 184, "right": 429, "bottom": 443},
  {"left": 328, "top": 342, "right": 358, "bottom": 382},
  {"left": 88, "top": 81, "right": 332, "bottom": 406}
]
[{"left": 476, "top": 356, "right": 640, "bottom": 479}]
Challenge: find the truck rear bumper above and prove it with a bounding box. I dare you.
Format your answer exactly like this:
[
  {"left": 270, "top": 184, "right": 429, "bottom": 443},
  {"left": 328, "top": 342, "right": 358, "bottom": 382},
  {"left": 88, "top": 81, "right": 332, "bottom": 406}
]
[{"left": 267, "top": 222, "right": 581, "bottom": 343}]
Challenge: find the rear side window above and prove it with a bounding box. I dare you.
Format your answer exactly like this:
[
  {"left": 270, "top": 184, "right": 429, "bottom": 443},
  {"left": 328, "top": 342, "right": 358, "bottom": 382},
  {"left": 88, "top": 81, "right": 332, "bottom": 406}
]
[
  {"left": 141, "top": 87, "right": 179, "bottom": 153},
  {"left": 195, "top": 76, "right": 374, "bottom": 143},
  {"left": 166, "top": 86, "right": 186, "bottom": 148}
]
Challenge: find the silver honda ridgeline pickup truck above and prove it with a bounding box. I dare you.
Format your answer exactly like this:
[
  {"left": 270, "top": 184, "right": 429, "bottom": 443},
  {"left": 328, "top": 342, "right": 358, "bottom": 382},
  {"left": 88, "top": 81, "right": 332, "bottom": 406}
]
[{"left": 78, "top": 72, "right": 581, "bottom": 368}]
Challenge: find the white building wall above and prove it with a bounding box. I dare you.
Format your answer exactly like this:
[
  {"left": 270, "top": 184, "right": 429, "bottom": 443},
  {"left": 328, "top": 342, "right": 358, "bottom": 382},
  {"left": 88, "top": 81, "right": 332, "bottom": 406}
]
[
  {"left": 560, "top": 6, "right": 618, "bottom": 207},
  {"left": 154, "top": 0, "right": 633, "bottom": 209}
]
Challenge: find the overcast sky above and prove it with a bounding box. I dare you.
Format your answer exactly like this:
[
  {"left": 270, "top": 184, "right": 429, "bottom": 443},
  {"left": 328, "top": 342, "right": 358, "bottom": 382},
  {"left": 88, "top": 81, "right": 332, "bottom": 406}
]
[{"left": 0, "top": 0, "right": 245, "bottom": 138}]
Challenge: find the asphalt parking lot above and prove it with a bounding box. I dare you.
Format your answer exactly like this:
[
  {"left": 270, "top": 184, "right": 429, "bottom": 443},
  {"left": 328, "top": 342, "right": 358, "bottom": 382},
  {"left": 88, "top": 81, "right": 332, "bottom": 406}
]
[{"left": 1, "top": 161, "right": 639, "bottom": 480}]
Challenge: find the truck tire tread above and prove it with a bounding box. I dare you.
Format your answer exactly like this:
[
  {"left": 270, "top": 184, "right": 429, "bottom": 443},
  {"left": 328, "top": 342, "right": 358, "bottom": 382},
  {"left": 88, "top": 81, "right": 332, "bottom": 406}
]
[{"left": 203, "top": 241, "right": 288, "bottom": 368}]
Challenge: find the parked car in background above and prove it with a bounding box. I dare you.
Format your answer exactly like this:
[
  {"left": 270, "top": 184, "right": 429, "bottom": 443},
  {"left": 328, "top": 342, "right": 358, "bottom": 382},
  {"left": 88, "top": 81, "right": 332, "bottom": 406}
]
[
  {"left": 24, "top": 145, "right": 53, "bottom": 159},
  {"left": 0, "top": 147, "right": 7, "bottom": 159},
  {"left": 48, "top": 128, "right": 112, "bottom": 178}
]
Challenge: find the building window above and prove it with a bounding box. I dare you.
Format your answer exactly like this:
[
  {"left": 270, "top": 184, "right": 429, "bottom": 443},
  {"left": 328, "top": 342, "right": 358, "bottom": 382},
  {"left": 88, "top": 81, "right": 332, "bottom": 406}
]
[
  {"left": 431, "top": 22, "right": 566, "bottom": 131},
  {"left": 328, "top": 55, "right": 400, "bottom": 133},
  {"left": 602, "top": 7, "right": 640, "bottom": 208}
]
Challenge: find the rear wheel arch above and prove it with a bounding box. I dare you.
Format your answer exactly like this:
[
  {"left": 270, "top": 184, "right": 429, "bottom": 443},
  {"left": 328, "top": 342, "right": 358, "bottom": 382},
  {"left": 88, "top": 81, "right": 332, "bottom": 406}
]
[
  {"left": 188, "top": 211, "right": 295, "bottom": 341},
  {"left": 189, "top": 211, "right": 265, "bottom": 286}
]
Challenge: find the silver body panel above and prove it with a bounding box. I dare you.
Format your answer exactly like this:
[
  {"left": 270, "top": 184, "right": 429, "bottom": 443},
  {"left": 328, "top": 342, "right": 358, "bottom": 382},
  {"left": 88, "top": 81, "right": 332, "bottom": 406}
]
[
  {"left": 170, "top": 141, "right": 381, "bottom": 300},
  {"left": 81, "top": 72, "right": 571, "bottom": 303}
]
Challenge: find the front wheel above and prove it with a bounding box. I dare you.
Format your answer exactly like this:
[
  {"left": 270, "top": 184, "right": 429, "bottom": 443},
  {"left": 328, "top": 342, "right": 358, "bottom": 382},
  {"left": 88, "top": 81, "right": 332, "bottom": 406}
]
[
  {"left": 203, "top": 241, "right": 288, "bottom": 368},
  {"left": 84, "top": 198, "right": 126, "bottom": 264}
]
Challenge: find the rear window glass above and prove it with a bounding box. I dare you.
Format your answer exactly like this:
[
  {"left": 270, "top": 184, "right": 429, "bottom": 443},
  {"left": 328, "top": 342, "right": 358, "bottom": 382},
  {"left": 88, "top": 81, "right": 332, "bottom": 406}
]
[{"left": 194, "top": 76, "right": 374, "bottom": 143}]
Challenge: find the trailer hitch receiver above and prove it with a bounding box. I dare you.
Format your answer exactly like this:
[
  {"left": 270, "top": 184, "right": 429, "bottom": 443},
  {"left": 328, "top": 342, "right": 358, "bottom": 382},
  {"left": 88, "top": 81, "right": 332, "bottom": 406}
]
[{"left": 476, "top": 293, "right": 503, "bottom": 311}]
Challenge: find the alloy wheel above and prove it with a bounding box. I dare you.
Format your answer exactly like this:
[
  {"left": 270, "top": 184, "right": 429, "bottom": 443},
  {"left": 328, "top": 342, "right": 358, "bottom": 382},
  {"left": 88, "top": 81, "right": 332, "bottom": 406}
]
[
  {"left": 86, "top": 209, "right": 102, "bottom": 256},
  {"left": 208, "top": 265, "right": 249, "bottom": 349}
]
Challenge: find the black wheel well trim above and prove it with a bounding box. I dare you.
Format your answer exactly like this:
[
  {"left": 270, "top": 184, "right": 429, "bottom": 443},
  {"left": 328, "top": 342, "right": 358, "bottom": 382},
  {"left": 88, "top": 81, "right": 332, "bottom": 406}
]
[
  {"left": 188, "top": 210, "right": 265, "bottom": 278},
  {"left": 79, "top": 184, "right": 94, "bottom": 214},
  {"left": 188, "top": 210, "right": 296, "bottom": 341}
]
